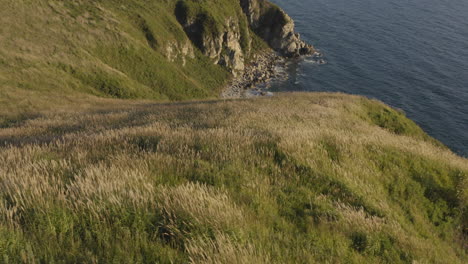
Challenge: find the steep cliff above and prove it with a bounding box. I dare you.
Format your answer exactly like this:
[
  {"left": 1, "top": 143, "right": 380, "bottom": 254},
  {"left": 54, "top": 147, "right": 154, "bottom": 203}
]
[
  {"left": 240, "top": 0, "right": 315, "bottom": 57},
  {"left": 0, "top": 0, "right": 314, "bottom": 107},
  {"left": 175, "top": 0, "right": 315, "bottom": 72},
  {"left": 175, "top": 0, "right": 251, "bottom": 76},
  {"left": 1, "top": 1, "right": 467, "bottom": 263},
  {"left": 174, "top": 0, "right": 314, "bottom": 76}
]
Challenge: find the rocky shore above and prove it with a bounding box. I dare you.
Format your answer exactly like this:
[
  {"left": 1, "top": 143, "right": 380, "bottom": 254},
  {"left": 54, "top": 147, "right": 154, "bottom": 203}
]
[
  {"left": 221, "top": 51, "right": 284, "bottom": 98},
  {"left": 222, "top": 50, "right": 324, "bottom": 98},
  {"left": 220, "top": 0, "right": 324, "bottom": 98},
  {"left": 175, "top": 0, "right": 322, "bottom": 98}
]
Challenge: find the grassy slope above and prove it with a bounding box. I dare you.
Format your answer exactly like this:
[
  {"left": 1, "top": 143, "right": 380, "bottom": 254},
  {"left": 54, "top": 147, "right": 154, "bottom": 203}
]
[
  {"left": 0, "top": 0, "right": 271, "bottom": 123},
  {"left": 0, "top": 93, "right": 466, "bottom": 263},
  {"left": 1, "top": 1, "right": 467, "bottom": 263},
  {"left": 0, "top": 0, "right": 238, "bottom": 109}
]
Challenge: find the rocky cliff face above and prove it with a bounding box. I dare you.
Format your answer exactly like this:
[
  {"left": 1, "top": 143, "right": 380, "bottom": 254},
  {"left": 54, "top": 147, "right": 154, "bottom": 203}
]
[
  {"left": 216, "top": 18, "right": 248, "bottom": 74},
  {"left": 174, "top": 0, "right": 313, "bottom": 75},
  {"left": 240, "top": 0, "right": 314, "bottom": 57},
  {"left": 175, "top": 1, "right": 249, "bottom": 76}
]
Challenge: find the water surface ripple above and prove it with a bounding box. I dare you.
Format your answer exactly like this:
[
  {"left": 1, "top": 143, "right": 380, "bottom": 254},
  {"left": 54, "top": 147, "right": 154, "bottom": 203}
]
[{"left": 270, "top": 0, "right": 468, "bottom": 157}]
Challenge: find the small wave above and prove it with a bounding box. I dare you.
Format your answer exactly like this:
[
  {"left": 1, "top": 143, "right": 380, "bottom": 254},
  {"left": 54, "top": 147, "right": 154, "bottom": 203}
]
[
  {"left": 274, "top": 0, "right": 468, "bottom": 157},
  {"left": 303, "top": 58, "right": 327, "bottom": 65}
]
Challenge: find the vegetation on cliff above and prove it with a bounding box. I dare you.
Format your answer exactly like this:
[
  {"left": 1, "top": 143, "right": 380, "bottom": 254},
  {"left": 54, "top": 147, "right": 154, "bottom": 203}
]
[
  {"left": 0, "top": 0, "right": 311, "bottom": 108},
  {"left": 0, "top": 0, "right": 235, "bottom": 102},
  {"left": 1, "top": 1, "right": 467, "bottom": 263},
  {"left": 0, "top": 93, "right": 466, "bottom": 263}
]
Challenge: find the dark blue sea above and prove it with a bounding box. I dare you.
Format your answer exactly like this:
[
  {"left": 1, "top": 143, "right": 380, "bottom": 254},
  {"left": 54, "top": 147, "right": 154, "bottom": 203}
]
[{"left": 270, "top": 0, "right": 468, "bottom": 157}]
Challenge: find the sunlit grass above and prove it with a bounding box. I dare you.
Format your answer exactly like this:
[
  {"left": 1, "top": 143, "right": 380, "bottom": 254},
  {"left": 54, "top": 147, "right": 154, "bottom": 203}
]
[
  {"left": 0, "top": 0, "right": 234, "bottom": 104},
  {"left": 0, "top": 93, "right": 466, "bottom": 263}
]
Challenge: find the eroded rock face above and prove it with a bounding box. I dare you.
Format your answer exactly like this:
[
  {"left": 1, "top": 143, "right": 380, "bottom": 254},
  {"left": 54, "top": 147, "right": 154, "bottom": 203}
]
[
  {"left": 173, "top": 0, "right": 313, "bottom": 75},
  {"left": 240, "top": 0, "right": 314, "bottom": 57},
  {"left": 175, "top": 2, "right": 246, "bottom": 75},
  {"left": 218, "top": 18, "right": 246, "bottom": 74},
  {"left": 197, "top": 18, "right": 246, "bottom": 75},
  {"left": 240, "top": 0, "right": 262, "bottom": 27}
]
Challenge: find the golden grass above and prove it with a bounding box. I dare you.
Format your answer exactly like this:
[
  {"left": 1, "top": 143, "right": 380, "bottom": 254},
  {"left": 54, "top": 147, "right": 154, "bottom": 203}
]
[{"left": 0, "top": 93, "right": 466, "bottom": 263}]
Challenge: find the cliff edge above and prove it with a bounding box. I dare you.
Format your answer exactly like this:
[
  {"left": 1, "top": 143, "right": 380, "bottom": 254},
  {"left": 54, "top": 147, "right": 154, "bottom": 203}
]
[
  {"left": 1, "top": 93, "right": 466, "bottom": 263},
  {"left": 0, "top": 0, "right": 314, "bottom": 106},
  {"left": 241, "top": 0, "right": 314, "bottom": 57},
  {"left": 175, "top": 0, "right": 315, "bottom": 76}
]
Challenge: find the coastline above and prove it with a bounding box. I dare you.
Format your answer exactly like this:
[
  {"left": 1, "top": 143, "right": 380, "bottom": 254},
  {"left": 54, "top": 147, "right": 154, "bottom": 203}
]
[
  {"left": 221, "top": 51, "right": 285, "bottom": 98},
  {"left": 221, "top": 50, "right": 325, "bottom": 98}
]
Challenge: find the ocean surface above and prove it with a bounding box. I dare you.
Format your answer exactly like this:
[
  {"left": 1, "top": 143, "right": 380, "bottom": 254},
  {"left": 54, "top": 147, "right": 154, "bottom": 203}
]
[{"left": 270, "top": 0, "right": 468, "bottom": 157}]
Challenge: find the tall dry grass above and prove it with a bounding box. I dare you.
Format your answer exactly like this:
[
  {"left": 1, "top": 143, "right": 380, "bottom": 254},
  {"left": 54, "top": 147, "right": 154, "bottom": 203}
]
[{"left": 0, "top": 93, "right": 466, "bottom": 263}]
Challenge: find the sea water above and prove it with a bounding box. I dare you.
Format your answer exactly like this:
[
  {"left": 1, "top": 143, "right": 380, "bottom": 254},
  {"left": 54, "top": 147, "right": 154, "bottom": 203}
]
[{"left": 270, "top": 0, "right": 468, "bottom": 157}]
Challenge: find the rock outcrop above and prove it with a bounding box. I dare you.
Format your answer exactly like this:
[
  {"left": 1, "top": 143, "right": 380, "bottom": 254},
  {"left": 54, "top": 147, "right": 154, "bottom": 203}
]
[
  {"left": 222, "top": 52, "right": 285, "bottom": 98},
  {"left": 217, "top": 18, "right": 247, "bottom": 74},
  {"left": 240, "top": 0, "right": 314, "bottom": 57},
  {"left": 175, "top": 2, "right": 248, "bottom": 76},
  {"left": 174, "top": 0, "right": 313, "bottom": 75}
]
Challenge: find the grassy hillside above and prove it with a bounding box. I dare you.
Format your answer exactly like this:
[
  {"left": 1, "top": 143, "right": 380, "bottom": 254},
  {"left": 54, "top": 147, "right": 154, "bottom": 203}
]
[
  {"left": 0, "top": 0, "right": 254, "bottom": 107},
  {"left": 0, "top": 93, "right": 466, "bottom": 263},
  {"left": 1, "top": 1, "right": 467, "bottom": 263}
]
